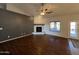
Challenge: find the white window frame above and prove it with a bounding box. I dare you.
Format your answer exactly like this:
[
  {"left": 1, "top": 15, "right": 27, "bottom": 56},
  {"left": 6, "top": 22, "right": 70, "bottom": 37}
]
[{"left": 49, "top": 21, "right": 60, "bottom": 32}]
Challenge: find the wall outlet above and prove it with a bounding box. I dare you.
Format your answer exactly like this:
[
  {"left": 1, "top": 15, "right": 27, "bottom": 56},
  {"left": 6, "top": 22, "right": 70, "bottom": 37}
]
[{"left": 8, "top": 36, "right": 10, "bottom": 38}]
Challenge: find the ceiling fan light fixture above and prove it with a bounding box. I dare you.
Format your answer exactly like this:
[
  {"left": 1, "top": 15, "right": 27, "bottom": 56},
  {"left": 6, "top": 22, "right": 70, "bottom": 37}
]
[{"left": 40, "top": 12, "right": 45, "bottom": 15}]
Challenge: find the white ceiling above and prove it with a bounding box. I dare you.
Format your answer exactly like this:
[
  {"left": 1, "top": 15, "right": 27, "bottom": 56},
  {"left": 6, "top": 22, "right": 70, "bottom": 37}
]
[{"left": 7, "top": 3, "right": 79, "bottom": 16}]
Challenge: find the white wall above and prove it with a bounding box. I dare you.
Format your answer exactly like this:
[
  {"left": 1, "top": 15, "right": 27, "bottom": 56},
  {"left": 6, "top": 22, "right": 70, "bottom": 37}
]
[
  {"left": 34, "top": 15, "right": 48, "bottom": 24},
  {"left": 43, "top": 17, "right": 70, "bottom": 38},
  {"left": 34, "top": 14, "right": 79, "bottom": 39}
]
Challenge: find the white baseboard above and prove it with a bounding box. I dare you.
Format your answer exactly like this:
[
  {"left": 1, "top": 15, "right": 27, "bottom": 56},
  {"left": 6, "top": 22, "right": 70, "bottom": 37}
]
[
  {"left": 0, "top": 33, "right": 32, "bottom": 43},
  {"left": 32, "top": 32, "right": 45, "bottom": 35}
]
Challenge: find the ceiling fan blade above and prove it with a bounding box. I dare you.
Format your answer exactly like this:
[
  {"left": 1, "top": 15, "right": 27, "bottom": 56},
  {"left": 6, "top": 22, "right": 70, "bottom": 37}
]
[{"left": 46, "top": 11, "right": 54, "bottom": 14}]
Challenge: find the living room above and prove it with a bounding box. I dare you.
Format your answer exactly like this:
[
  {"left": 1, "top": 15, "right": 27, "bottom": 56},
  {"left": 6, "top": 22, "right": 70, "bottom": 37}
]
[{"left": 0, "top": 3, "right": 79, "bottom": 55}]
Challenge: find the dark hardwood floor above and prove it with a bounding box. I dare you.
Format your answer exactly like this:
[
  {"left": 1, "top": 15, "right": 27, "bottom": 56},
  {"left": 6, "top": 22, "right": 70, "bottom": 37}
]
[{"left": 0, "top": 35, "right": 71, "bottom": 55}]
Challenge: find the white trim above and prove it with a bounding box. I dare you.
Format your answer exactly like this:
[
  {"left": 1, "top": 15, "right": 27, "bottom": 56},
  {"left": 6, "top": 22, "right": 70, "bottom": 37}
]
[
  {"left": 32, "top": 32, "right": 45, "bottom": 35},
  {"left": 0, "top": 34, "right": 32, "bottom": 43}
]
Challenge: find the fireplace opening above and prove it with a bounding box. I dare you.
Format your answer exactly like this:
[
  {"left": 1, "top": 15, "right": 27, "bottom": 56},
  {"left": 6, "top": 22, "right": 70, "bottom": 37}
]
[{"left": 36, "top": 27, "right": 42, "bottom": 32}]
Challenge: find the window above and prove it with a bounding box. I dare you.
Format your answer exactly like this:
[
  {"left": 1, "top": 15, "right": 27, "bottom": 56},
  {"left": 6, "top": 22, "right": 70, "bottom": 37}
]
[
  {"left": 70, "top": 22, "right": 77, "bottom": 35},
  {"left": 50, "top": 21, "right": 60, "bottom": 32}
]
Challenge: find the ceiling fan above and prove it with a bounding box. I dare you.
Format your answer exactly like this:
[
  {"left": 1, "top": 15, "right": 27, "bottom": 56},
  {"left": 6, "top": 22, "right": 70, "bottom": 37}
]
[{"left": 40, "top": 3, "right": 54, "bottom": 15}]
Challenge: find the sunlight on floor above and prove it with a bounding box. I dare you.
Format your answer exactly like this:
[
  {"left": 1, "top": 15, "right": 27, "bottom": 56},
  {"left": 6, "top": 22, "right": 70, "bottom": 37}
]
[{"left": 68, "top": 39, "right": 79, "bottom": 55}]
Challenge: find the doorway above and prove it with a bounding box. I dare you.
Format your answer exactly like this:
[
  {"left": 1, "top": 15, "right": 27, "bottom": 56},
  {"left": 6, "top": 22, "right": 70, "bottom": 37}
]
[{"left": 70, "top": 22, "right": 77, "bottom": 38}]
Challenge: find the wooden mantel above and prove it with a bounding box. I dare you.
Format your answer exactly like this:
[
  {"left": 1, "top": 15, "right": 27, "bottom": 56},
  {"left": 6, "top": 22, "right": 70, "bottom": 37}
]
[{"left": 34, "top": 24, "right": 45, "bottom": 26}]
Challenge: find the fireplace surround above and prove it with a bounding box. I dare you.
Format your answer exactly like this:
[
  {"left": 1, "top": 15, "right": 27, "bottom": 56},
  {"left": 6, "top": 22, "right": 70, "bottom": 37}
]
[{"left": 32, "top": 24, "right": 45, "bottom": 35}]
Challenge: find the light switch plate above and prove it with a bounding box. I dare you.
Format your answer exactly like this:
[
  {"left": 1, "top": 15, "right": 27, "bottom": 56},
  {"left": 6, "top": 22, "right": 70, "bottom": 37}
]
[{"left": 0, "top": 27, "right": 3, "bottom": 30}]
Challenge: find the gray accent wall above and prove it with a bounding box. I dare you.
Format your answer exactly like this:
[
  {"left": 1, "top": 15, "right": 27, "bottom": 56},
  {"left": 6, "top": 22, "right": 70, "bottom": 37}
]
[
  {"left": 0, "top": 3, "right": 6, "bottom": 9},
  {"left": 0, "top": 9, "right": 33, "bottom": 41}
]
